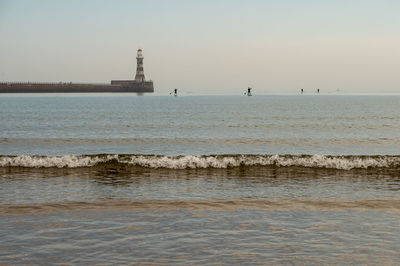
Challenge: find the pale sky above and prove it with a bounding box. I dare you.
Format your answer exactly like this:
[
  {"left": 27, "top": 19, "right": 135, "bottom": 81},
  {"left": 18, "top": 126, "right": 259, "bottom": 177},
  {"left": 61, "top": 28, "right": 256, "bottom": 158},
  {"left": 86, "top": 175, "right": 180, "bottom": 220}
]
[{"left": 0, "top": 0, "right": 399, "bottom": 94}]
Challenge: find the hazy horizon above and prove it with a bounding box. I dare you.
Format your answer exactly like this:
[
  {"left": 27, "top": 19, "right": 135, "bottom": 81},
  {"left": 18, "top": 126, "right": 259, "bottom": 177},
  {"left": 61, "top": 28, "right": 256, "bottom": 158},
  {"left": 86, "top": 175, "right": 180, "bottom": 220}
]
[{"left": 0, "top": 0, "right": 399, "bottom": 94}]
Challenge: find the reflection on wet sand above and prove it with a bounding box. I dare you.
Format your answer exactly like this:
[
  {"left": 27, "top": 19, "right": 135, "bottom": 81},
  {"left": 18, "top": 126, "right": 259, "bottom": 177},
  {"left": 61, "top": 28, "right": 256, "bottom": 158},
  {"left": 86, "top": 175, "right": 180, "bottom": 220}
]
[
  {"left": 1, "top": 201, "right": 400, "bottom": 265},
  {"left": 2, "top": 198, "right": 400, "bottom": 216},
  {"left": 1, "top": 166, "right": 400, "bottom": 264},
  {"left": 1, "top": 166, "right": 400, "bottom": 205}
]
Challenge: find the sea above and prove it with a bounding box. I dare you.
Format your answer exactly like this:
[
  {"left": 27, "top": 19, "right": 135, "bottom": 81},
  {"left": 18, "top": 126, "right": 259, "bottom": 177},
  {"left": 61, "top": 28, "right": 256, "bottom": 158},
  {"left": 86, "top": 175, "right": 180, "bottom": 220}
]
[{"left": 0, "top": 93, "right": 399, "bottom": 264}]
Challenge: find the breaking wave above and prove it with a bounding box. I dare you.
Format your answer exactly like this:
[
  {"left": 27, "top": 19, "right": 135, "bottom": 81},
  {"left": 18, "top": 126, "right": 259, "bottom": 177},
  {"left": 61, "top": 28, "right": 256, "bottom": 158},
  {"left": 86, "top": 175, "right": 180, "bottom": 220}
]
[{"left": 0, "top": 154, "right": 400, "bottom": 170}]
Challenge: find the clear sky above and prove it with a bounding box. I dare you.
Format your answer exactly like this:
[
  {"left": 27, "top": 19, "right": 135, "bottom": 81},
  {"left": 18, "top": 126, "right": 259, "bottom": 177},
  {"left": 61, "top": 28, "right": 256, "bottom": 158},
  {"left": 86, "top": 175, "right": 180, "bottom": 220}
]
[{"left": 0, "top": 0, "right": 399, "bottom": 94}]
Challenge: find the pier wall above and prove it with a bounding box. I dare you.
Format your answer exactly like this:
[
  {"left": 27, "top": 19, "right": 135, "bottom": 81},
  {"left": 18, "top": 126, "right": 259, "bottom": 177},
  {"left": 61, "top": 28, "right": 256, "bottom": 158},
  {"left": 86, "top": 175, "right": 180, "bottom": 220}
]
[{"left": 0, "top": 82, "right": 154, "bottom": 93}]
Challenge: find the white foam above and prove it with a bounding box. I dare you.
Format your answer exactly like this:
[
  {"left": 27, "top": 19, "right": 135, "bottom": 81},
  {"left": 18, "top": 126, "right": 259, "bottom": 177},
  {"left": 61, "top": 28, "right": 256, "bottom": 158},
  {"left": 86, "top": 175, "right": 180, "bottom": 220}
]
[
  {"left": 0, "top": 154, "right": 399, "bottom": 170},
  {"left": 0, "top": 154, "right": 118, "bottom": 168},
  {"left": 121, "top": 154, "right": 399, "bottom": 170}
]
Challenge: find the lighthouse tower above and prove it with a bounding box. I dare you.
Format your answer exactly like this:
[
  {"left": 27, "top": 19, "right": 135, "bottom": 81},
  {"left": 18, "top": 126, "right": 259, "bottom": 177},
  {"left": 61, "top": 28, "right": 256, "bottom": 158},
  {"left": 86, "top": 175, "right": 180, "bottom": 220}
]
[
  {"left": 110, "top": 48, "right": 153, "bottom": 92},
  {"left": 135, "top": 49, "right": 145, "bottom": 82}
]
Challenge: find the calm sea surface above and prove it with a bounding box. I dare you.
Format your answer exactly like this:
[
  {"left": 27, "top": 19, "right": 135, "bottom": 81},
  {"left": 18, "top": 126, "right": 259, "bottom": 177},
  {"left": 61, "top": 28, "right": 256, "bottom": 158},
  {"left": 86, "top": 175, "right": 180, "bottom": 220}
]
[{"left": 0, "top": 94, "right": 399, "bottom": 264}]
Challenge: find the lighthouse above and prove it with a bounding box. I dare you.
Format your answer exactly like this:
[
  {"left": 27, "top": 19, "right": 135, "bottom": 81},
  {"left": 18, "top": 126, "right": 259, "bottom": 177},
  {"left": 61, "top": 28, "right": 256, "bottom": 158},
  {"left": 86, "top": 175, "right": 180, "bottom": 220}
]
[
  {"left": 110, "top": 48, "right": 154, "bottom": 92},
  {"left": 135, "top": 49, "right": 145, "bottom": 82}
]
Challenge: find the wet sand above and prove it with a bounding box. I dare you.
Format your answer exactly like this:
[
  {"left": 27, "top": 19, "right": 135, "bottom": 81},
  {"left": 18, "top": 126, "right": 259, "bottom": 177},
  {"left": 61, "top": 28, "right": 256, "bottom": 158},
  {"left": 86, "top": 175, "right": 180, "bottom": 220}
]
[{"left": 1, "top": 166, "right": 400, "bottom": 264}]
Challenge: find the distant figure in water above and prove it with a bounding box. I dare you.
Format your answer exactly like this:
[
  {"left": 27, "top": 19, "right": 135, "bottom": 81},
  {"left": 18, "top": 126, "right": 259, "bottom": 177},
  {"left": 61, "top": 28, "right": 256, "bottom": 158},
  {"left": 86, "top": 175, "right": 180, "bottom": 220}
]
[
  {"left": 317, "top": 88, "right": 320, "bottom": 93},
  {"left": 245, "top": 87, "right": 252, "bottom": 96},
  {"left": 170, "top": 88, "right": 178, "bottom": 96},
  {"left": 301, "top": 88, "right": 304, "bottom": 94}
]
